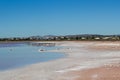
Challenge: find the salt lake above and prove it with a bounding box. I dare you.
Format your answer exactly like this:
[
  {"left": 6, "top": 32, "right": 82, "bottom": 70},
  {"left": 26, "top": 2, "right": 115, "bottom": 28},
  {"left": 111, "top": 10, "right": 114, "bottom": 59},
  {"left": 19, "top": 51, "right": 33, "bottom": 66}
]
[{"left": 0, "top": 42, "right": 65, "bottom": 71}]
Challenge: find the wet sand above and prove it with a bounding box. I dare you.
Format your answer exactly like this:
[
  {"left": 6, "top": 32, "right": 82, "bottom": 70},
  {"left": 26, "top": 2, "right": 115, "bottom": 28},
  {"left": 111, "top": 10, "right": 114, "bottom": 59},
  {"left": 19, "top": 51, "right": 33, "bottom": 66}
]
[{"left": 0, "top": 41, "right": 120, "bottom": 80}]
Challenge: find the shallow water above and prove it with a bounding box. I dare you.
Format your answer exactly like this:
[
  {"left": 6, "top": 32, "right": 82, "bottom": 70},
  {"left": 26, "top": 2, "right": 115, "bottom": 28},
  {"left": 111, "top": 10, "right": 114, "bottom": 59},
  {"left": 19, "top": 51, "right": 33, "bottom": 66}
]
[{"left": 0, "top": 42, "right": 65, "bottom": 71}]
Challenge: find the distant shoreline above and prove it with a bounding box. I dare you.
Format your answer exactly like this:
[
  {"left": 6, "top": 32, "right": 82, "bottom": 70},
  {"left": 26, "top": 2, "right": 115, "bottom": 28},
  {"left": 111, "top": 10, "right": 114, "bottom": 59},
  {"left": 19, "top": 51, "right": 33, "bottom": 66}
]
[
  {"left": 1, "top": 40, "right": 120, "bottom": 42},
  {"left": 1, "top": 34, "right": 120, "bottom": 41}
]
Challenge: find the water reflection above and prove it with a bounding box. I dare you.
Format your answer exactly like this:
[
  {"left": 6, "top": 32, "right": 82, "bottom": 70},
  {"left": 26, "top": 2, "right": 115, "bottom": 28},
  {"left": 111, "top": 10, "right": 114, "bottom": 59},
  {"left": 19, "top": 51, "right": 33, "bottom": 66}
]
[
  {"left": 27, "top": 42, "right": 56, "bottom": 47},
  {"left": 0, "top": 42, "right": 65, "bottom": 71},
  {"left": 0, "top": 42, "right": 25, "bottom": 48}
]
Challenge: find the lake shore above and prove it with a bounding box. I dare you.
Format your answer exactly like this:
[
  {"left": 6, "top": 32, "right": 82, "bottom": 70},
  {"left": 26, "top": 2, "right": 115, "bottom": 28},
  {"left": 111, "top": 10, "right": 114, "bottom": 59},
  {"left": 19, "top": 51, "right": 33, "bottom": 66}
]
[{"left": 0, "top": 41, "right": 120, "bottom": 80}]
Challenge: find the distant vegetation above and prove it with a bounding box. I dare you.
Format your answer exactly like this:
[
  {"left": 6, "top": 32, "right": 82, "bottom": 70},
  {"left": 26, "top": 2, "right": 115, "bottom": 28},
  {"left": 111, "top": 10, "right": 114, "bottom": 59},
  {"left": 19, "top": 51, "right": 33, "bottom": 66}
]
[{"left": 1, "top": 34, "right": 120, "bottom": 41}]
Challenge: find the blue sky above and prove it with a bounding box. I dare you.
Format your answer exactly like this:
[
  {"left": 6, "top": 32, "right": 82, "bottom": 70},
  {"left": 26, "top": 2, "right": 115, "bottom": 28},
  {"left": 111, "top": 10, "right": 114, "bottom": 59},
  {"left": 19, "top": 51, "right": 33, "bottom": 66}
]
[{"left": 0, "top": 0, "right": 120, "bottom": 38}]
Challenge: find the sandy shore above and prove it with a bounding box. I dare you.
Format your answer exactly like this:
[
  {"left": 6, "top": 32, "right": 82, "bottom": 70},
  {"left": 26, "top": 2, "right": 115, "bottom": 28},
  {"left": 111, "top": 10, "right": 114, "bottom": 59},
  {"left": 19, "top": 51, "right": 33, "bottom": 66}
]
[
  {"left": 63, "top": 62, "right": 120, "bottom": 80},
  {"left": 0, "top": 41, "right": 120, "bottom": 80}
]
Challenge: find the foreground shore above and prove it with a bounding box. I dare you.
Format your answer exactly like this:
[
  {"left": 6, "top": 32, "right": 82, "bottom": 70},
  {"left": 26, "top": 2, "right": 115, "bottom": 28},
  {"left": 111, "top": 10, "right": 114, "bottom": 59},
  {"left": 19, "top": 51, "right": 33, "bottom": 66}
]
[{"left": 0, "top": 41, "right": 120, "bottom": 80}]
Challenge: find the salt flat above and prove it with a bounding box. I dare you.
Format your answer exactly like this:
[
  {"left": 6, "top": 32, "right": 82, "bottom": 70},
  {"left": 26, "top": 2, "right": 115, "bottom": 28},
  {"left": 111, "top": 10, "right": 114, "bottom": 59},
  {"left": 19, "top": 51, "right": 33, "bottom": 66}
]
[{"left": 0, "top": 41, "right": 120, "bottom": 80}]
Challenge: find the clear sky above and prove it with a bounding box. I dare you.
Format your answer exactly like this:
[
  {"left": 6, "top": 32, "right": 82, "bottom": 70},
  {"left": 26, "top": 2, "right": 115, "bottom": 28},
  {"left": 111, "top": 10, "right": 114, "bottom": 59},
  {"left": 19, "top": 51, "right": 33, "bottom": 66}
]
[{"left": 0, "top": 0, "right": 120, "bottom": 38}]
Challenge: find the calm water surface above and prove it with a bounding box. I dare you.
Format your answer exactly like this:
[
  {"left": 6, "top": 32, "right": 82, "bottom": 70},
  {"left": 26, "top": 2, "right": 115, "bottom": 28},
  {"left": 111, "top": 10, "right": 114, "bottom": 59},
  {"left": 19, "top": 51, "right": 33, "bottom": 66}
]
[{"left": 0, "top": 42, "right": 65, "bottom": 71}]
